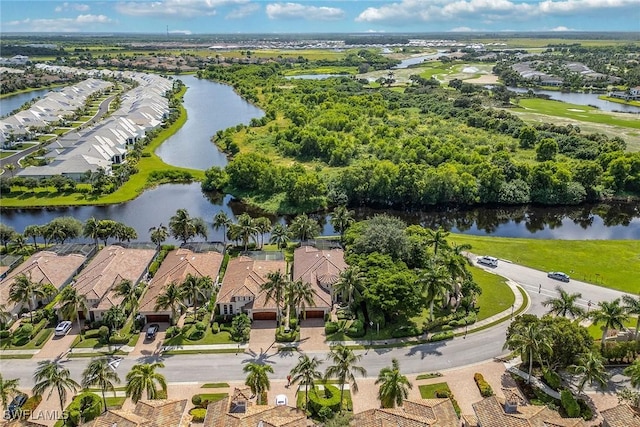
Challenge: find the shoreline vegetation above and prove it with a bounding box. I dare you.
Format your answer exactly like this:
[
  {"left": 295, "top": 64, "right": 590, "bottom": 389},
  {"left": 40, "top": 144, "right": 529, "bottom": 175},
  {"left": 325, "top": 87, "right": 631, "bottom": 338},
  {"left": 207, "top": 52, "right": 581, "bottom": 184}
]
[{"left": 0, "top": 83, "right": 68, "bottom": 99}]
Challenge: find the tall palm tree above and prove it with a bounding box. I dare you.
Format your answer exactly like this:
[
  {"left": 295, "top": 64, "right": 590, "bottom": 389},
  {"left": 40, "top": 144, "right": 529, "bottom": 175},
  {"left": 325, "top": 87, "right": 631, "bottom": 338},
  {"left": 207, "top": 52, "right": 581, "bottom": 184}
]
[
  {"left": 269, "top": 223, "right": 290, "bottom": 252},
  {"left": 229, "top": 213, "right": 258, "bottom": 252},
  {"left": 212, "top": 212, "right": 231, "bottom": 247},
  {"left": 9, "top": 273, "right": 55, "bottom": 323},
  {"left": 180, "top": 274, "right": 213, "bottom": 317},
  {"left": 325, "top": 345, "right": 367, "bottom": 412},
  {"left": 418, "top": 264, "right": 452, "bottom": 321},
  {"left": 622, "top": 294, "right": 640, "bottom": 340},
  {"left": 169, "top": 208, "right": 208, "bottom": 245},
  {"left": 262, "top": 270, "right": 288, "bottom": 323},
  {"left": 542, "top": 286, "right": 585, "bottom": 319},
  {"left": 503, "top": 322, "right": 552, "bottom": 384},
  {"left": 570, "top": 351, "right": 609, "bottom": 394},
  {"left": 425, "top": 228, "right": 450, "bottom": 258},
  {"left": 125, "top": 363, "right": 167, "bottom": 403},
  {"left": 623, "top": 359, "right": 640, "bottom": 389},
  {"left": 330, "top": 206, "right": 354, "bottom": 244},
  {"left": 23, "top": 225, "right": 43, "bottom": 251},
  {"left": 0, "top": 373, "right": 19, "bottom": 410},
  {"left": 591, "top": 298, "right": 629, "bottom": 350},
  {"left": 289, "top": 214, "right": 320, "bottom": 243},
  {"left": 154, "top": 281, "right": 186, "bottom": 325},
  {"left": 290, "top": 354, "right": 323, "bottom": 409},
  {"left": 11, "top": 234, "right": 28, "bottom": 256},
  {"left": 103, "top": 306, "right": 126, "bottom": 338},
  {"left": 83, "top": 217, "right": 101, "bottom": 248},
  {"left": 243, "top": 362, "right": 273, "bottom": 405},
  {"left": 32, "top": 360, "right": 79, "bottom": 411},
  {"left": 149, "top": 223, "right": 168, "bottom": 250},
  {"left": 81, "top": 358, "right": 121, "bottom": 413},
  {"left": 334, "top": 266, "right": 364, "bottom": 306},
  {"left": 59, "top": 286, "right": 88, "bottom": 339},
  {"left": 113, "top": 279, "right": 140, "bottom": 315},
  {"left": 254, "top": 217, "right": 272, "bottom": 250},
  {"left": 288, "top": 279, "right": 316, "bottom": 321},
  {"left": 375, "top": 358, "right": 412, "bottom": 408}
]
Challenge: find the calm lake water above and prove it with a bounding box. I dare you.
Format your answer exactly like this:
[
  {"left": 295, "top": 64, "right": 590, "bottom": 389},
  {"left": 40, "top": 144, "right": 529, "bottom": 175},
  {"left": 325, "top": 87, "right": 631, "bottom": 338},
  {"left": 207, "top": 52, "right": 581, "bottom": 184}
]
[
  {"left": 2, "top": 77, "right": 639, "bottom": 241},
  {"left": 507, "top": 87, "right": 640, "bottom": 113},
  {"left": 0, "top": 88, "right": 57, "bottom": 116}
]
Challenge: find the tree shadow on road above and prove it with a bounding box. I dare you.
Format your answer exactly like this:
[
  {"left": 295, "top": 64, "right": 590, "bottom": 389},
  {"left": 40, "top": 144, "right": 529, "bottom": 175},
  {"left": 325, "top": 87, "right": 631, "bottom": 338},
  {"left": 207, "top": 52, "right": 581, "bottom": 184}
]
[{"left": 404, "top": 341, "right": 446, "bottom": 360}]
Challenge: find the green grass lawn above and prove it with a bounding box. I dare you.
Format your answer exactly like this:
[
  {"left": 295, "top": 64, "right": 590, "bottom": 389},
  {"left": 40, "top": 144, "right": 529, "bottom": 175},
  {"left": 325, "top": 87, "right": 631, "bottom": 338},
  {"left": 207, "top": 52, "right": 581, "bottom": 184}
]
[
  {"left": 587, "top": 316, "right": 638, "bottom": 340},
  {"left": 416, "top": 373, "right": 442, "bottom": 380},
  {"left": 283, "top": 66, "right": 357, "bottom": 76},
  {"left": 105, "top": 396, "right": 126, "bottom": 409},
  {"left": 0, "top": 320, "right": 53, "bottom": 350},
  {"left": 418, "top": 382, "right": 451, "bottom": 398},
  {"left": 0, "top": 151, "right": 15, "bottom": 159},
  {"left": 296, "top": 386, "right": 353, "bottom": 413},
  {"left": 164, "top": 327, "right": 234, "bottom": 346},
  {"left": 201, "top": 382, "right": 229, "bottom": 388},
  {"left": 515, "top": 98, "right": 640, "bottom": 129},
  {"left": 193, "top": 393, "right": 228, "bottom": 403},
  {"left": 471, "top": 266, "right": 516, "bottom": 320},
  {"left": 449, "top": 234, "right": 640, "bottom": 293}
]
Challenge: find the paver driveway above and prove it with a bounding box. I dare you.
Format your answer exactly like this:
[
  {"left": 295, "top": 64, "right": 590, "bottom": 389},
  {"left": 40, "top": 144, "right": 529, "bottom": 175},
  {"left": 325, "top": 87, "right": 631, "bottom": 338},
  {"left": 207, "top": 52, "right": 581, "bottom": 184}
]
[{"left": 36, "top": 323, "right": 79, "bottom": 360}]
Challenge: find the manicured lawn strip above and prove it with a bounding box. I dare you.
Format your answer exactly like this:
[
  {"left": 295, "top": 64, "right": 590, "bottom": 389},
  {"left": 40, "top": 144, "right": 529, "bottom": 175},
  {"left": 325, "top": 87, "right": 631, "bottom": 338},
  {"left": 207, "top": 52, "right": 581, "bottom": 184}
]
[
  {"left": 0, "top": 151, "right": 15, "bottom": 159},
  {"left": 0, "top": 354, "right": 33, "bottom": 359},
  {"left": 195, "top": 393, "right": 228, "bottom": 403},
  {"left": 105, "top": 396, "right": 126, "bottom": 409},
  {"left": 515, "top": 98, "right": 640, "bottom": 129},
  {"left": 201, "top": 382, "right": 229, "bottom": 388},
  {"left": 419, "top": 382, "right": 451, "bottom": 398},
  {"left": 449, "top": 234, "right": 640, "bottom": 293},
  {"left": 163, "top": 328, "right": 234, "bottom": 346},
  {"left": 599, "top": 95, "right": 640, "bottom": 107},
  {"left": 162, "top": 348, "right": 239, "bottom": 355},
  {"left": 587, "top": 317, "right": 637, "bottom": 340},
  {"left": 472, "top": 266, "right": 516, "bottom": 320},
  {"left": 68, "top": 350, "right": 127, "bottom": 358},
  {"left": 416, "top": 373, "right": 442, "bottom": 380}
]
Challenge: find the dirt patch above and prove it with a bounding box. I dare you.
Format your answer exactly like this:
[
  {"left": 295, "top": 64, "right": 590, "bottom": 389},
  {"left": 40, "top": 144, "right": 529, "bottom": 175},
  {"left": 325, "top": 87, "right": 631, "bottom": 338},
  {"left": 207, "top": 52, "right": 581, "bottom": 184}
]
[{"left": 466, "top": 74, "right": 500, "bottom": 85}]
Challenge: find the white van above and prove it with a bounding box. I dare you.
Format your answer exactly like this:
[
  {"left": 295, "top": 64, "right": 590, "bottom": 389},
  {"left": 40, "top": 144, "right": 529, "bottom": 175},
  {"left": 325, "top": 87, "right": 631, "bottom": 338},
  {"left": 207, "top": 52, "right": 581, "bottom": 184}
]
[{"left": 477, "top": 256, "right": 498, "bottom": 267}]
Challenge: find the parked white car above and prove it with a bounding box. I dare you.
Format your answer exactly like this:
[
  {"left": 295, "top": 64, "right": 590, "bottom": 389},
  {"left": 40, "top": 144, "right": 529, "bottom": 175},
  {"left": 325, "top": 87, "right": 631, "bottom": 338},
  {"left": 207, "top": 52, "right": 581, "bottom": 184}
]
[
  {"left": 54, "top": 321, "right": 73, "bottom": 336},
  {"left": 477, "top": 255, "right": 498, "bottom": 267}
]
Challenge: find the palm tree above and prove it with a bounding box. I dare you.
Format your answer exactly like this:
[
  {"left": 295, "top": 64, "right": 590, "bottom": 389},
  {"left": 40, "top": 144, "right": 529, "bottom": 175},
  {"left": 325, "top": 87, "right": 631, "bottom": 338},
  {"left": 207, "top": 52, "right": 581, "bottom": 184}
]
[
  {"left": 59, "top": 286, "right": 88, "bottom": 339},
  {"left": 0, "top": 373, "right": 19, "bottom": 410},
  {"left": 542, "top": 286, "right": 585, "bottom": 319},
  {"left": 243, "top": 362, "right": 273, "bottom": 405},
  {"left": 623, "top": 359, "right": 640, "bottom": 389},
  {"left": 325, "top": 345, "right": 367, "bottom": 412},
  {"left": 180, "top": 274, "right": 213, "bottom": 317},
  {"left": 254, "top": 217, "right": 272, "bottom": 250},
  {"left": 622, "top": 294, "right": 640, "bottom": 340},
  {"left": 289, "top": 214, "right": 320, "bottom": 243},
  {"left": 290, "top": 354, "right": 323, "bottom": 409},
  {"left": 334, "top": 266, "right": 364, "bottom": 306},
  {"left": 591, "top": 298, "right": 629, "bottom": 350},
  {"left": 125, "top": 363, "right": 167, "bottom": 403},
  {"left": 330, "top": 206, "right": 354, "bottom": 244},
  {"left": 154, "top": 281, "right": 186, "bottom": 325},
  {"left": 288, "top": 279, "right": 316, "bottom": 321},
  {"left": 23, "top": 225, "right": 42, "bottom": 251},
  {"left": 418, "top": 264, "right": 452, "bottom": 321},
  {"left": 212, "top": 212, "right": 231, "bottom": 247},
  {"left": 229, "top": 213, "right": 258, "bottom": 252},
  {"left": 570, "top": 351, "right": 609, "bottom": 394},
  {"left": 169, "top": 208, "right": 208, "bottom": 245},
  {"left": 149, "top": 223, "right": 168, "bottom": 250},
  {"left": 113, "top": 279, "right": 140, "bottom": 315},
  {"left": 83, "top": 217, "right": 101, "bottom": 248},
  {"left": 0, "top": 304, "right": 12, "bottom": 328},
  {"left": 503, "top": 322, "right": 552, "bottom": 384},
  {"left": 32, "top": 360, "right": 79, "bottom": 411},
  {"left": 9, "top": 273, "right": 55, "bottom": 323},
  {"left": 425, "top": 228, "right": 450, "bottom": 257},
  {"left": 375, "top": 358, "right": 412, "bottom": 408},
  {"left": 81, "top": 358, "right": 121, "bottom": 413},
  {"left": 269, "top": 223, "right": 290, "bottom": 252},
  {"left": 103, "top": 306, "right": 126, "bottom": 338},
  {"left": 262, "top": 270, "right": 288, "bottom": 323},
  {"left": 11, "top": 234, "right": 28, "bottom": 255}
]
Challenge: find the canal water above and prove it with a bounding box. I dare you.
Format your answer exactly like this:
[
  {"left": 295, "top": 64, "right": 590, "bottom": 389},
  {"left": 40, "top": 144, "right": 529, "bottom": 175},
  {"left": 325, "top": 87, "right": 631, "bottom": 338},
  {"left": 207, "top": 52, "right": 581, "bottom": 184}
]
[
  {"left": 0, "top": 87, "right": 58, "bottom": 116},
  {"left": 507, "top": 87, "right": 640, "bottom": 114}
]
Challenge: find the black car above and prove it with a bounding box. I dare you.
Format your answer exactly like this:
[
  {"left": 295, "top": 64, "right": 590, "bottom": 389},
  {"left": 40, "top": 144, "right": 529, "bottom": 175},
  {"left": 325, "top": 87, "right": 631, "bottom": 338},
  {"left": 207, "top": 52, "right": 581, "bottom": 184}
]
[
  {"left": 5, "top": 393, "right": 28, "bottom": 419},
  {"left": 146, "top": 324, "right": 159, "bottom": 340}
]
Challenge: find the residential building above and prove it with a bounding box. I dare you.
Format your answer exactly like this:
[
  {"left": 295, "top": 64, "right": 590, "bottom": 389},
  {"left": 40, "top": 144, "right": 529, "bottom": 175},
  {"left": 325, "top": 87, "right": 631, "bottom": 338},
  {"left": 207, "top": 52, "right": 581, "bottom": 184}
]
[
  {"left": 215, "top": 255, "right": 286, "bottom": 320},
  {"left": 292, "top": 245, "right": 347, "bottom": 317},
  {"left": 352, "top": 398, "right": 459, "bottom": 427},
  {"left": 203, "top": 387, "right": 307, "bottom": 427},
  {"left": 0, "top": 251, "right": 87, "bottom": 317},
  {"left": 138, "top": 248, "right": 224, "bottom": 324},
  {"left": 463, "top": 388, "right": 585, "bottom": 427},
  {"left": 72, "top": 245, "right": 156, "bottom": 321},
  {"left": 79, "top": 399, "right": 190, "bottom": 427},
  {"left": 601, "top": 404, "right": 640, "bottom": 427}
]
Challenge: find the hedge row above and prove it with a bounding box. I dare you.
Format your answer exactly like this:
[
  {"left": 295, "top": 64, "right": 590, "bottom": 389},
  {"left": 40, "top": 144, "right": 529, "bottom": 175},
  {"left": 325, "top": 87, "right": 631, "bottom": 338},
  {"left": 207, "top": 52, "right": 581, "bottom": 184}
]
[
  {"left": 65, "top": 392, "right": 102, "bottom": 426},
  {"left": 560, "top": 390, "right": 580, "bottom": 418},
  {"left": 307, "top": 384, "right": 342, "bottom": 417},
  {"left": 430, "top": 331, "right": 454, "bottom": 342},
  {"left": 473, "top": 373, "right": 494, "bottom": 397},
  {"left": 435, "top": 389, "right": 461, "bottom": 417}
]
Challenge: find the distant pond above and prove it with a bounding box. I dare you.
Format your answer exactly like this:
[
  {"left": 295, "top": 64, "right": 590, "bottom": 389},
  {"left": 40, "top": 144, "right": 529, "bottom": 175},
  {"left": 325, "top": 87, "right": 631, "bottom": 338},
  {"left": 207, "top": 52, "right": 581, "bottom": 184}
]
[{"left": 0, "top": 87, "right": 59, "bottom": 116}]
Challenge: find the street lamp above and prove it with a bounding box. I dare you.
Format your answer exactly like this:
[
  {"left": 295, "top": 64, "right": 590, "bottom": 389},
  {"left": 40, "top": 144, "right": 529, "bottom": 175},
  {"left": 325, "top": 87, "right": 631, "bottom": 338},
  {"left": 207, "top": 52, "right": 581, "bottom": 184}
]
[
  {"left": 510, "top": 304, "right": 515, "bottom": 319},
  {"left": 464, "top": 319, "right": 468, "bottom": 339}
]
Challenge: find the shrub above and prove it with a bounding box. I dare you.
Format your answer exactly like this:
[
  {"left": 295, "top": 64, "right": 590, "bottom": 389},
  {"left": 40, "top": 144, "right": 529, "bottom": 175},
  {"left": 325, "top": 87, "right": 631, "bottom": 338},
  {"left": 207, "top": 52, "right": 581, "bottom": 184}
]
[
  {"left": 289, "top": 318, "right": 298, "bottom": 329},
  {"left": 543, "top": 369, "right": 562, "bottom": 391},
  {"left": 211, "top": 322, "right": 220, "bottom": 334},
  {"left": 440, "top": 325, "right": 453, "bottom": 331},
  {"left": 434, "top": 389, "right": 461, "bottom": 417},
  {"left": 84, "top": 329, "right": 101, "bottom": 339},
  {"left": 188, "top": 328, "right": 205, "bottom": 341},
  {"left": 34, "top": 330, "right": 51, "bottom": 347},
  {"left": 276, "top": 327, "right": 297, "bottom": 342},
  {"left": 307, "top": 384, "right": 342, "bottom": 417},
  {"left": 560, "top": 390, "right": 580, "bottom": 418},
  {"left": 325, "top": 322, "right": 339, "bottom": 334},
  {"left": 391, "top": 325, "right": 421, "bottom": 338},
  {"left": 109, "top": 334, "right": 130, "bottom": 345},
  {"left": 165, "top": 326, "right": 180, "bottom": 338},
  {"left": 195, "top": 321, "right": 207, "bottom": 331},
  {"left": 318, "top": 406, "right": 335, "bottom": 421},
  {"left": 430, "top": 331, "right": 454, "bottom": 342},
  {"left": 191, "top": 395, "right": 202, "bottom": 406},
  {"left": 578, "top": 398, "right": 593, "bottom": 421},
  {"left": 0, "top": 330, "right": 11, "bottom": 339},
  {"left": 21, "top": 395, "right": 42, "bottom": 416},
  {"left": 345, "top": 319, "right": 365, "bottom": 338},
  {"left": 98, "top": 326, "right": 109, "bottom": 342},
  {"left": 189, "top": 408, "right": 206, "bottom": 423},
  {"left": 66, "top": 392, "right": 102, "bottom": 425},
  {"left": 474, "top": 373, "right": 494, "bottom": 397}
]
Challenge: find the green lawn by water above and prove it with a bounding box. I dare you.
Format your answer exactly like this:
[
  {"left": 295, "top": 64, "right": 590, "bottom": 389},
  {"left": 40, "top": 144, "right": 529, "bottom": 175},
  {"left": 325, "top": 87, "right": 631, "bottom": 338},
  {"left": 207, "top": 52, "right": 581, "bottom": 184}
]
[{"left": 449, "top": 234, "right": 640, "bottom": 293}]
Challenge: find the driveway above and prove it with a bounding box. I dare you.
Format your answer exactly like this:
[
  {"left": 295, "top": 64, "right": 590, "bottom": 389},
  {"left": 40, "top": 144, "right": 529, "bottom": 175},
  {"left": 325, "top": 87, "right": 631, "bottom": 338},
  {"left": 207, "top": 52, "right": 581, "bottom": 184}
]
[
  {"left": 298, "top": 318, "right": 327, "bottom": 351},
  {"left": 35, "top": 323, "right": 79, "bottom": 360},
  {"left": 129, "top": 323, "right": 168, "bottom": 357},
  {"left": 248, "top": 320, "right": 278, "bottom": 354}
]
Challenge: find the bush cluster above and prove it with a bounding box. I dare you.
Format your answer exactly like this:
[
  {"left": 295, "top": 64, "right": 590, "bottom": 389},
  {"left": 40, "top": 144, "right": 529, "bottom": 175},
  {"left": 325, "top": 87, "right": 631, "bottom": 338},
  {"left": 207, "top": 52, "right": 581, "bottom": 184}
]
[
  {"left": 346, "top": 319, "right": 365, "bottom": 338},
  {"left": 166, "top": 326, "right": 180, "bottom": 338},
  {"left": 391, "top": 325, "right": 422, "bottom": 338},
  {"left": 276, "top": 326, "right": 298, "bottom": 342},
  {"left": 189, "top": 408, "right": 206, "bottom": 423},
  {"left": 430, "top": 331, "right": 454, "bottom": 342},
  {"left": 84, "top": 328, "right": 101, "bottom": 339},
  {"left": 560, "top": 390, "right": 580, "bottom": 418},
  {"left": 324, "top": 322, "right": 338, "bottom": 335},
  {"left": 542, "top": 369, "right": 562, "bottom": 391},
  {"left": 434, "top": 389, "right": 461, "bottom": 416},
  {"left": 109, "top": 334, "right": 130, "bottom": 345},
  {"left": 307, "top": 384, "right": 342, "bottom": 417},
  {"left": 65, "top": 393, "right": 102, "bottom": 426},
  {"left": 473, "top": 373, "right": 494, "bottom": 397}
]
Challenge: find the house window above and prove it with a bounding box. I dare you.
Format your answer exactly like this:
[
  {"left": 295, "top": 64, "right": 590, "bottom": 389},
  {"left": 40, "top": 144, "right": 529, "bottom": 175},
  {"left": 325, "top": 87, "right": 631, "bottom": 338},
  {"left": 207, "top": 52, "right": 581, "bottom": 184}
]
[{"left": 223, "top": 305, "right": 228, "bottom": 315}]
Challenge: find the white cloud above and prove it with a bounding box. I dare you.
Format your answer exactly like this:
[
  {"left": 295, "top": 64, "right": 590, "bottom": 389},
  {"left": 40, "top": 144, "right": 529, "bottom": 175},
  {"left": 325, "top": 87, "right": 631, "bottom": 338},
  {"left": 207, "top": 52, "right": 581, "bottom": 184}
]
[
  {"left": 266, "top": 2, "right": 345, "bottom": 21},
  {"left": 55, "top": 2, "right": 90, "bottom": 13},
  {"left": 115, "top": 0, "right": 248, "bottom": 18},
  {"left": 169, "top": 29, "right": 193, "bottom": 34},
  {"left": 5, "top": 14, "right": 113, "bottom": 32},
  {"left": 550, "top": 25, "right": 574, "bottom": 31},
  {"left": 449, "top": 26, "right": 475, "bottom": 32},
  {"left": 226, "top": 3, "right": 260, "bottom": 19},
  {"left": 356, "top": 0, "right": 640, "bottom": 24}
]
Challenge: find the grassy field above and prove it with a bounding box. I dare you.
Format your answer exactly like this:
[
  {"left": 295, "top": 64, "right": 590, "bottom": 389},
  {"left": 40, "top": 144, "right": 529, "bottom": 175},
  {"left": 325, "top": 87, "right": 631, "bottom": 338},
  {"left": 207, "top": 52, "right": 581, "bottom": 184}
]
[
  {"left": 599, "top": 96, "right": 640, "bottom": 107},
  {"left": 202, "top": 382, "right": 229, "bottom": 388},
  {"left": 163, "top": 328, "right": 234, "bottom": 346},
  {"left": 418, "top": 382, "right": 452, "bottom": 398},
  {"left": 471, "top": 266, "right": 516, "bottom": 319},
  {"left": 449, "top": 234, "right": 640, "bottom": 293}
]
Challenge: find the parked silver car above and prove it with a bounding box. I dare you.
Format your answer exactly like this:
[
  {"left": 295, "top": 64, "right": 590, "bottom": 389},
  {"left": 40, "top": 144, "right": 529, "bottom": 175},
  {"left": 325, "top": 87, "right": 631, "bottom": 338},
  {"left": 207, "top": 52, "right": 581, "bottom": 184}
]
[
  {"left": 547, "top": 272, "right": 570, "bottom": 282},
  {"left": 54, "top": 320, "right": 72, "bottom": 336}
]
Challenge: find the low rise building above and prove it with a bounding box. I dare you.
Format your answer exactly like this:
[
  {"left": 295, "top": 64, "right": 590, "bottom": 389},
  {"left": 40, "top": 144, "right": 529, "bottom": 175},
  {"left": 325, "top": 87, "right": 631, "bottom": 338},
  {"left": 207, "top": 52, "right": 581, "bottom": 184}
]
[
  {"left": 353, "top": 398, "right": 459, "bottom": 427},
  {"left": 79, "top": 399, "right": 190, "bottom": 427}
]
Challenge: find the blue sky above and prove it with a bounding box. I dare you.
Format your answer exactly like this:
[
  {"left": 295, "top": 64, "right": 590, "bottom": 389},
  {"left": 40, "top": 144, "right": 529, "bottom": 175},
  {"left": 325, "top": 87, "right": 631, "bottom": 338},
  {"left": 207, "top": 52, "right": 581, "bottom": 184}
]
[{"left": 2, "top": 0, "right": 639, "bottom": 34}]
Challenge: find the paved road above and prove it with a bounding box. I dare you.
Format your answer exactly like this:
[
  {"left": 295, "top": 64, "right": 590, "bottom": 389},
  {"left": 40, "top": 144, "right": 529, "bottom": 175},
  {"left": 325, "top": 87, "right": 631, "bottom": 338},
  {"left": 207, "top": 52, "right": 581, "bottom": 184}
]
[{"left": 1, "top": 259, "right": 632, "bottom": 386}]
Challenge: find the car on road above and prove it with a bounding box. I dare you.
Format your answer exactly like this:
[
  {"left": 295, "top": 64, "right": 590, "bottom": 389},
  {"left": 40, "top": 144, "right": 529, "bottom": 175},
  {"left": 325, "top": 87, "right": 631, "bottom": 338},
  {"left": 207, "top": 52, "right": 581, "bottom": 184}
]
[
  {"left": 477, "top": 255, "right": 498, "bottom": 267},
  {"left": 146, "top": 324, "right": 159, "bottom": 340},
  {"left": 5, "top": 393, "right": 28, "bottom": 419},
  {"left": 547, "top": 271, "right": 570, "bottom": 282},
  {"left": 54, "top": 320, "right": 72, "bottom": 336}
]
